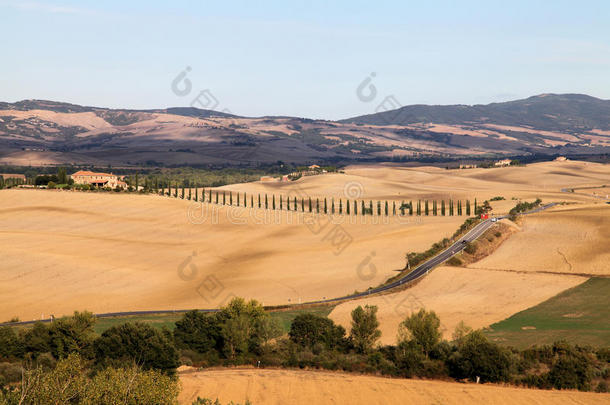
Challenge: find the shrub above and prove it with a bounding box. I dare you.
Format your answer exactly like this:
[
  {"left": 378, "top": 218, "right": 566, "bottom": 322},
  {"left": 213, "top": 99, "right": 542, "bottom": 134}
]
[
  {"left": 289, "top": 313, "right": 346, "bottom": 351},
  {"left": 94, "top": 322, "right": 179, "bottom": 375},
  {"left": 464, "top": 242, "right": 477, "bottom": 255}
]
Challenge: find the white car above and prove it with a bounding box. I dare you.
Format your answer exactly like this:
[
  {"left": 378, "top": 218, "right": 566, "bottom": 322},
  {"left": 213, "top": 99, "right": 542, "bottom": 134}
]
[{"left": 491, "top": 217, "right": 498, "bottom": 222}]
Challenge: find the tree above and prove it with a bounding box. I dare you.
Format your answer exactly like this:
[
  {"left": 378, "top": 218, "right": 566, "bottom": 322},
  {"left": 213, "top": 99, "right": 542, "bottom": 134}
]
[
  {"left": 417, "top": 200, "right": 421, "bottom": 216},
  {"left": 216, "top": 298, "right": 279, "bottom": 359},
  {"left": 350, "top": 305, "right": 381, "bottom": 354},
  {"left": 173, "top": 310, "right": 222, "bottom": 354},
  {"left": 424, "top": 200, "right": 429, "bottom": 216},
  {"left": 398, "top": 309, "right": 441, "bottom": 357},
  {"left": 289, "top": 313, "right": 346, "bottom": 350},
  {"left": 94, "top": 322, "right": 179, "bottom": 375},
  {"left": 441, "top": 200, "right": 446, "bottom": 216},
  {"left": 466, "top": 199, "right": 471, "bottom": 215},
  {"left": 272, "top": 195, "right": 276, "bottom": 210},
  {"left": 0, "top": 326, "right": 24, "bottom": 359},
  {"left": 448, "top": 330, "right": 511, "bottom": 383},
  {"left": 48, "top": 311, "right": 97, "bottom": 359},
  {"left": 265, "top": 194, "right": 268, "bottom": 209},
  {"left": 57, "top": 167, "right": 68, "bottom": 184}
]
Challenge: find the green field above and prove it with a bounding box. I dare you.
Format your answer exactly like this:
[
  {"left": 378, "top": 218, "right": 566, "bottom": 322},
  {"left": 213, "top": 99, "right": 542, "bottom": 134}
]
[
  {"left": 485, "top": 277, "right": 610, "bottom": 348},
  {"left": 92, "top": 305, "right": 335, "bottom": 335}
]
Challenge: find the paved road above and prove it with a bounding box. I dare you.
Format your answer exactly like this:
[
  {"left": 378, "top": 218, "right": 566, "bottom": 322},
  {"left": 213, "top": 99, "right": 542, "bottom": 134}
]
[{"left": 0, "top": 203, "right": 556, "bottom": 327}]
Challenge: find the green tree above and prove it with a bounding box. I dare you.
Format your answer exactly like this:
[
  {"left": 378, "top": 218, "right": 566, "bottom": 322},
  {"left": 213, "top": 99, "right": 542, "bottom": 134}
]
[
  {"left": 289, "top": 313, "right": 346, "bottom": 350},
  {"left": 398, "top": 309, "right": 441, "bottom": 357},
  {"left": 0, "top": 326, "right": 24, "bottom": 359},
  {"left": 447, "top": 330, "right": 511, "bottom": 383},
  {"left": 48, "top": 311, "right": 97, "bottom": 359},
  {"left": 350, "top": 305, "right": 381, "bottom": 354},
  {"left": 173, "top": 310, "right": 222, "bottom": 354},
  {"left": 424, "top": 200, "right": 429, "bottom": 216},
  {"left": 57, "top": 167, "right": 68, "bottom": 184},
  {"left": 94, "top": 322, "right": 179, "bottom": 375}
]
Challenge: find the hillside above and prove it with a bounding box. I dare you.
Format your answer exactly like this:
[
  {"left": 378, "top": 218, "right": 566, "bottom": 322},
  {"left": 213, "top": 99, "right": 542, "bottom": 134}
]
[
  {"left": 0, "top": 94, "right": 609, "bottom": 166},
  {"left": 178, "top": 368, "right": 610, "bottom": 405}
]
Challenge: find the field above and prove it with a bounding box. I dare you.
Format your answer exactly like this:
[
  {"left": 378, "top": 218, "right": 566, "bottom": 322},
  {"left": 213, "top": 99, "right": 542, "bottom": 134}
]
[
  {"left": 177, "top": 368, "right": 610, "bottom": 405},
  {"left": 485, "top": 277, "right": 610, "bottom": 348},
  {"left": 0, "top": 160, "right": 608, "bottom": 329},
  {"left": 328, "top": 265, "right": 586, "bottom": 345}
]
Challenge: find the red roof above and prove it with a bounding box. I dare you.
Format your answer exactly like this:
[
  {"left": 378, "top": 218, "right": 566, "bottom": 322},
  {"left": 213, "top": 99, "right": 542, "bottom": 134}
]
[{"left": 72, "top": 170, "right": 116, "bottom": 177}]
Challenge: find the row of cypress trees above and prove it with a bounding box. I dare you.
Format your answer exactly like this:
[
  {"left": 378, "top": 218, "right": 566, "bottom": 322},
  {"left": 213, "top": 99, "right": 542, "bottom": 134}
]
[{"left": 160, "top": 182, "right": 477, "bottom": 216}]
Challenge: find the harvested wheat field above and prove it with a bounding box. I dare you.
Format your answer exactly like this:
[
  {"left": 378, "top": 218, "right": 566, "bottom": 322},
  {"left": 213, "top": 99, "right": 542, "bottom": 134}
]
[
  {"left": 0, "top": 160, "right": 608, "bottom": 322},
  {"left": 0, "top": 189, "right": 461, "bottom": 322},
  {"left": 221, "top": 160, "right": 610, "bottom": 214},
  {"left": 329, "top": 266, "right": 586, "bottom": 345},
  {"left": 178, "top": 368, "right": 610, "bottom": 405},
  {"left": 470, "top": 204, "right": 610, "bottom": 276}
]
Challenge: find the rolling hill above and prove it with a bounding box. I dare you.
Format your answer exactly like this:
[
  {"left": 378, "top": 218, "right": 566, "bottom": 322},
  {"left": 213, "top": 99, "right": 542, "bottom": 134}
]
[{"left": 0, "top": 94, "right": 609, "bottom": 166}]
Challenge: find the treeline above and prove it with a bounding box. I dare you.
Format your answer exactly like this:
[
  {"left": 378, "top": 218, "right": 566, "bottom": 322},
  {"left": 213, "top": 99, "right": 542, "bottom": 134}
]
[
  {"left": 2, "top": 299, "right": 608, "bottom": 401},
  {"left": 160, "top": 185, "right": 479, "bottom": 217},
  {"left": 509, "top": 198, "right": 542, "bottom": 221}
]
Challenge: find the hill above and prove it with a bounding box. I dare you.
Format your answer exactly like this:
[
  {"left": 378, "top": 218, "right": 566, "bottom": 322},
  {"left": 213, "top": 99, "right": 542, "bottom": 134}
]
[{"left": 1, "top": 94, "right": 609, "bottom": 166}]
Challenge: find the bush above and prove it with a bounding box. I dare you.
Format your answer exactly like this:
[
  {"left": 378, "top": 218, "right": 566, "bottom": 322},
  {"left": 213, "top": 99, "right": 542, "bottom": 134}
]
[
  {"left": 446, "top": 257, "right": 462, "bottom": 266},
  {"left": 289, "top": 313, "right": 347, "bottom": 351},
  {"left": 0, "top": 353, "right": 180, "bottom": 404},
  {"left": 464, "top": 242, "right": 477, "bottom": 255},
  {"left": 94, "top": 322, "right": 179, "bottom": 375},
  {"left": 0, "top": 327, "right": 24, "bottom": 360},
  {"left": 448, "top": 330, "right": 511, "bottom": 383}
]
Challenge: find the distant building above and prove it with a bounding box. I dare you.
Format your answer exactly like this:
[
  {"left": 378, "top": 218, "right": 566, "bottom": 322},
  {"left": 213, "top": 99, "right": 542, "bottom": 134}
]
[
  {"left": 494, "top": 159, "right": 512, "bottom": 167},
  {"left": 459, "top": 164, "right": 477, "bottom": 169},
  {"left": 260, "top": 176, "right": 277, "bottom": 182},
  {"left": 554, "top": 156, "right": 568, "bottom": 162},
  {"left": 0, "top": 173, "right": 26, "bottom": 181},
  {"left": 308, "top": 164, "right": 320, "bottom": 170},
  {"left": 71, "top": 170, "right": 126, "bottom": 188}
]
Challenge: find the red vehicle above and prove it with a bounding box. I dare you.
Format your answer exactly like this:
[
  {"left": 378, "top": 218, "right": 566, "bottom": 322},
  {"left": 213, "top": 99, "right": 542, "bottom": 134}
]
[{"left": 480, "top": 213, "right": 489, "bottom": 219}]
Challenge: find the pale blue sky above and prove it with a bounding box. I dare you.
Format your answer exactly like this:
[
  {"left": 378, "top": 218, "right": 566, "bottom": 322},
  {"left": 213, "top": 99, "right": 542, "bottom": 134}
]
[{"left": 1, "top": 0, "right": 609, "bottom": 119}]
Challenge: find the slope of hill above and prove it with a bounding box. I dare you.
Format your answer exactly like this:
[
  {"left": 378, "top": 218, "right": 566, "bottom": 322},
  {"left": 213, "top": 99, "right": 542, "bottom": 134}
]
[
  {"left": 0, "top": 94, "right": 609, "bottom": 166},
  {"left": 178, "top": 368, "right": 610, "bottom": 405}
]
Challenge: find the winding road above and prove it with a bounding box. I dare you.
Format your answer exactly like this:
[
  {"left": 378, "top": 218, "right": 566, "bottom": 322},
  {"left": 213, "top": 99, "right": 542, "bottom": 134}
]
[{"left": 0, "top": 203, "right": 556, "bottom": 327}]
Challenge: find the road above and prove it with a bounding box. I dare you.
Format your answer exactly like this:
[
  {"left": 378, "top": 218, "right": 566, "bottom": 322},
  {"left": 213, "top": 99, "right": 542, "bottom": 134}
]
[{"left": 0, "top": 203, "right": 556, "bottom": 327}]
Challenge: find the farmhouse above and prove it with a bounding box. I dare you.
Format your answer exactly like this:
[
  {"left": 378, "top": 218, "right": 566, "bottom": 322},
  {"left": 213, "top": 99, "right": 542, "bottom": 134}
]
[
  {"left": 71, "top": 170, "right": 126, "bottom": 188},
  {"left": 0, "top": 173, "right": 26, "bottom": 181},
  {"left": 494, "top": 159, "right": 512, "bottom": 167}
]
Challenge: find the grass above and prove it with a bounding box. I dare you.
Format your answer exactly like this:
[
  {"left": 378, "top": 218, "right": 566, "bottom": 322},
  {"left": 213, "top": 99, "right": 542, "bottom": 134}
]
[
  {"left": 92, "top": 305, "right": 335, "bottom": 335},
  {"left": 485, "top": 277, "right": 610, "bottom": 349}
]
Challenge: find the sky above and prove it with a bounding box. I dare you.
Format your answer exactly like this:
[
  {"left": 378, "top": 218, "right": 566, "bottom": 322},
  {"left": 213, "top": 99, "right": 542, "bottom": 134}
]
[{"left": 1, "top": 0, "right": 610, "bottom": 120}]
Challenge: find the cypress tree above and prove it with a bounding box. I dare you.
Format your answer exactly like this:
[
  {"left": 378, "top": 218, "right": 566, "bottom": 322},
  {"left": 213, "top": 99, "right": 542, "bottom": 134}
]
[
  {"left": 251, "top": 195, "right": 254, "bottom": 208},
  {"left": 258, "top": 194, "right": 261, "bottom": 208},
  {"left": 188, "top": 186, "right": 192, "bottom": 201},
  {"left": 237, "top": 192, "right": 240, "bottom": 206},
  {"left": 433, "top": 200, "right": 437, "bottom": 216},
  {"left": 265, "top": 194, "right": 268, "bottom": 209},
  {"left": 346, "top": 200, "right": 349, "bottom": 215},
  {"left": 244, "top": 192, "right": 247, "bottom": 207},
  {"left": 294, "top": 197, "right": 298, "bottom": 211},
  {"left": 377, "top": 201, "right": 381, "bottom": 216},
  {"left": 393, "top": 201, "right": 396, "bottom": 215},
  {"left": 279, "top": 195, "right": 283, "bottom": 210},
  {"left": 324, "top": 198, "right": 327, "bottom": 214},
  {"left": 361, "top": 200, "right": 365, "bottom": 215},
  {"left": 339, "top": 199, "right": 342, "bottom": 214},
  {"left": 354, "top": 200, "right": 358, "bottom": 216},
  {"left": 181, "top": 185, "right": 185, "bottom": 199},
  {"left": 370, "top": 201, "right": 373, "bottom": 216},
  {"left": 474, "top": 198, "right": 478, "bottom": 215},
  {"left": 385, "top": 201, "right": 389, "bottom": 216},
  {"left": 301, "top": 198, "right": 305, "bottom": 212},
  {"left": 409, "top": 201, "right": 413, "bottom": 216},
  {"left": 273, "top": 195, "right": 276, "bottom": 210},
  {"left": 331, "top": 198, "right": 335, "bottom": 214},
  {"left": 215, "top": 191, "right": 219, "bottom": 204},
  {"left": 316, "top": 198, "right": 320, "bottom": 213},
  {"left": 417, "top": 200, "right": 421, "bottom": 216},
  {"left": 425, "top": 200, "right": 429, "bottom": 216},
  {"left": 309, "top": 197, "right": 312, "bottom": 212},
  {"left": 441, "top": 200, "right": 445, "bottom": 216}
]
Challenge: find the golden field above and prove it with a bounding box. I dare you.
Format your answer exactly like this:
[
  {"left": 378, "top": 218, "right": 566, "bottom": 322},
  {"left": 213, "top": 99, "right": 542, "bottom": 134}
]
[
  {"left": 0, "top": 160, "right": 608, "bottom": 323},
  {"left": 178, "top": 368, "right": 610, "bottom": 405}
]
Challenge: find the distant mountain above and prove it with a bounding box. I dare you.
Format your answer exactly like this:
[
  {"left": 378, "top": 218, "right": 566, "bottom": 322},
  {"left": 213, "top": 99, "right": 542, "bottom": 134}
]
[
  {"left": 342, "top": 94, "right": 610, "bottom": 132},
  {"left": 0, "top": 95, "right": 608, "bottom": 167}
]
